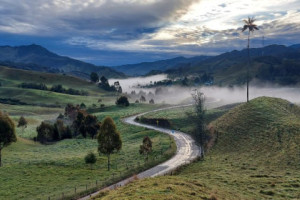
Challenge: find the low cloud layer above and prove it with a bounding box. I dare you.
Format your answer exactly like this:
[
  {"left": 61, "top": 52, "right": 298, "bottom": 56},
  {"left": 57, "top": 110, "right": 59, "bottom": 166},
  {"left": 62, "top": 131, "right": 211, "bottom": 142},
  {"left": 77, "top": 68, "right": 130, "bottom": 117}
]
[{"left": 110, "top": 76, "right": 300, "bottom": 105}]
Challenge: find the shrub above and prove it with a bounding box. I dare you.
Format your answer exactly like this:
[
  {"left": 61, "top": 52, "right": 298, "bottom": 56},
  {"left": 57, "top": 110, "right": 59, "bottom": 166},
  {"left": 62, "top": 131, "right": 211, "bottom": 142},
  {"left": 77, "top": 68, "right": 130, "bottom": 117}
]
[
  {"left": 36, "top": 122, "right": 59, "bottom": 144},
  {"left": 149, "top": 99, "right": 155, "bottom": 104},
  {"left": 116, "top": 96, "right": 129, "bottom": 107},
  {"left": 85, "top": 152, "right": 97, "bottom": 169}
]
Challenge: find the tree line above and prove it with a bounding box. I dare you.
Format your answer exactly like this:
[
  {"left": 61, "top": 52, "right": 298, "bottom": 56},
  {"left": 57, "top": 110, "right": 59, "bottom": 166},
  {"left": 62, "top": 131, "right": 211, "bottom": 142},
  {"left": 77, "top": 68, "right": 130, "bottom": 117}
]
[{"left": 18, "top": 82, "right": 88, "bottom": 96}]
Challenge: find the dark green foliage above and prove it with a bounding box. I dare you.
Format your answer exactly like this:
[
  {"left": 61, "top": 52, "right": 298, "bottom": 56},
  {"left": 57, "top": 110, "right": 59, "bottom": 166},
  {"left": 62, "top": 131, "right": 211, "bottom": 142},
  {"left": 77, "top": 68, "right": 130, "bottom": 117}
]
[
  {"left": 149, "top": 99, "right": 155, "bottom": 104},
  {"left": 0, "top": 111, "right": 17, "bottom": 167},
  {"left": 36, "top": 122, "right": 59, "bottom": 144},
  {"left": 97, "top": 117, "right": 122, "bottom": 171},
  {"left": 186, "top": 91, "right": 207, "bottom": 157},
  {"left": 84, "top": 115, "right": 101, "bottom": 139},
  {"left": 72, "top": 110, "right": 86, "bottom": 137},
  {"left": 0, "top": 98, "right": 27, "bottom": 105},
  {"left": 17, "top": 116, "right": 28, "bottom": 134},
  {"left": 36, "top": 120, "right": 73, "bottom": 143},
  {"left": 181, "top": 76, "right": 189, "bottom": 86},
  {"left": 50, "top": 84, "right": 88, "bottom": 96},
  {"left": 57, "top": 113, "right": 64, "bottom": 119},
  {"left": 18, "top": 82, "right": 88, "bottom": 96},
  {"left": 72, "top": 110, "right": 100, "bottom": 139},
  {"left": 19, "top": 82, "right": 48, "bottom": 90},
  {"left": 64, "top": 103, "right": 80, "bottom": 120},
  {"left": 140, "top": 95, "right": 146, "bottom": 102},
  {"left": 80, "top": 103, "right": 86, "bottom": 109},
  {"left": 98, "top": 76, "right": 116, "bottom": 91},
  {"left": 116, "top": 96, "right": 129, "bottom": 107},
  {"left": 137, "top": 117, "right": 171, "bottom": 128},
  {"left": 17, "top": 116, "right": 28, "bottom": 128},
  {"left": 90, "top": 72, "right": 99, "bottom": 83},
  {"left": 139, "top": 136, "right": 152, "bottom": 161},
  {"left": 84, "top": 152, "right": 97, "bottom": 168}
]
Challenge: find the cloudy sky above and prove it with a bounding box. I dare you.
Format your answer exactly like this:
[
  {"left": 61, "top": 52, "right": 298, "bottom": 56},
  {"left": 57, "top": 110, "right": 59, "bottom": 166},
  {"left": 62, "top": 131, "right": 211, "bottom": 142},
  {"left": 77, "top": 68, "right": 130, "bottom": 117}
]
[{"left": 0, "top": 0, "right": 300, "bottom": 66}]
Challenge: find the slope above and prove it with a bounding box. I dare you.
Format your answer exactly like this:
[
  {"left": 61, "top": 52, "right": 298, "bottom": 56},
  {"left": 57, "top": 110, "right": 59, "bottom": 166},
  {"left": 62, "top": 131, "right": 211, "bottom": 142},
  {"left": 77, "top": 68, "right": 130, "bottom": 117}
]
[
  {"left": 97, "top": 97, "right": 300, "bottom": 200},
  {"left": 0, "top": 44, "right": 125, "bottom": 78}
]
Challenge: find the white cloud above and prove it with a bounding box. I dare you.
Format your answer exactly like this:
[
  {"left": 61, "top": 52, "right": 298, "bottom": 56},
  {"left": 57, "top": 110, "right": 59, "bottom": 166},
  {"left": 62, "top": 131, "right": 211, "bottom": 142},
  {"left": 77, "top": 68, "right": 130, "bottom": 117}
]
[{"left": 0, "top": 0, "right": 300, "bottom": 55}]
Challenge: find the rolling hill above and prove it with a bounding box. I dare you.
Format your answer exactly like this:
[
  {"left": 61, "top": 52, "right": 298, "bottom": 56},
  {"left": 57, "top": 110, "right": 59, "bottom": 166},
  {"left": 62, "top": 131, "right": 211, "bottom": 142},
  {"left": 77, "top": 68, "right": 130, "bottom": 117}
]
[
  {"left": 0, "top": 44, "right": 125, "bottom": 79},
  {"left": 97, "top": 97, "right": 300, "bottom": 199}
]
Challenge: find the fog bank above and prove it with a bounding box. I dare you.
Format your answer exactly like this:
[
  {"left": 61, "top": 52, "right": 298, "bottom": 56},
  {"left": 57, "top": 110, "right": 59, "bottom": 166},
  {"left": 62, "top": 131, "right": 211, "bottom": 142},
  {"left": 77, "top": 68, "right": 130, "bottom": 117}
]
[{"left": 109, "top": 76, "right": 300, "bottom": 105}]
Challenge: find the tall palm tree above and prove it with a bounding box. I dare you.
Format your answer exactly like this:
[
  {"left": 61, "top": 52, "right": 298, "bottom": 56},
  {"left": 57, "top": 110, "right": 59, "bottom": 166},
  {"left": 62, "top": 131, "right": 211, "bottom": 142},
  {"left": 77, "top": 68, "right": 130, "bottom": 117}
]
[{"left": 242, "top": 17, "right": 259, "bottom": 102}]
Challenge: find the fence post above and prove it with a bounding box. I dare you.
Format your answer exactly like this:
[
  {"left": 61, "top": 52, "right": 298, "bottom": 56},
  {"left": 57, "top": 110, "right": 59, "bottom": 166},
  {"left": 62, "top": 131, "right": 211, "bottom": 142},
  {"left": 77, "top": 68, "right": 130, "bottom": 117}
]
[
  {"left": 86, "top": 184, "right": 87, "bottom": 191},
  {"left": 62, "top": 193, "right": 64, "bottom": 200},
  {"left": 96, "top": 180, "right": 98, "bottom": 186},
  {"left": 75, "top": 187, "right": 76, "bottom": 194}
]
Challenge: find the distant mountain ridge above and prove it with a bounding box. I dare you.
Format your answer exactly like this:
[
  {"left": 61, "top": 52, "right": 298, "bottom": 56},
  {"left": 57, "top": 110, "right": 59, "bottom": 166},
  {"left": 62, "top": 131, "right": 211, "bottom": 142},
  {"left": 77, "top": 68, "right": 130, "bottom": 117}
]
[
  {"left": 111, "top": 55, "right": 211, "bottom": 76},
  {"left": 165, "top": 44, "right": 300, "bottom": 86},
  {"left": 0, "top": 44, "right": 125, "bottom": 79}
]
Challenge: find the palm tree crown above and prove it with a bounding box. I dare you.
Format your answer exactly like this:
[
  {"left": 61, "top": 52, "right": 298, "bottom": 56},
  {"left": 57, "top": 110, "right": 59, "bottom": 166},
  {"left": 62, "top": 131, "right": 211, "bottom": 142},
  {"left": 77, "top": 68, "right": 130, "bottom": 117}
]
[{"left": 242, "top": 17, "right": 259, "bottom": 32}]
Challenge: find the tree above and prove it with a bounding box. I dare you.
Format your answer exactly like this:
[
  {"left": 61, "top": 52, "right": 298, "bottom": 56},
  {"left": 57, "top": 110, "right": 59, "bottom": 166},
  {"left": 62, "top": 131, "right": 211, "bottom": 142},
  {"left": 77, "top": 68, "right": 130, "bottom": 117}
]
[
  {"left": 90, "top": 72, "right": 99, "bottom": 83},
  {"left": 116, "top": 96, "right": 129, "bottom": 107},
  {"left": 186, "top": 90, "right": 206, "bottom": 158},
  {"left": 97, "top": 117, "right": 122, "bottom": 171},
  {"left": 80, "top": 103, "right": 86, "bottom": 109},
  {"left": 85, "top": 152, "right": 97, "bottom": 169},
  {"left": 139, "top": 136, "right": 152, "bottom": 161},
  {"left": 242, "top": 17, "right": 259, "bottom": 102},
  {"left": 0, "top": 111, "right": 17, "bottom": 167},
  {"left": 149, "top": 99, "right": 155, "bottom": 104},
  {"left": 17, "top": 116, "right": 28, "bottom": 134},
  {"left": 36, "top": 122, "right": 59, "bottom": 143},
  {"left": 84, "top": 114, "right": 101, "bottom": 139},
  {"left": 140, "top": 95, "right": 146, "bottom": 102}
]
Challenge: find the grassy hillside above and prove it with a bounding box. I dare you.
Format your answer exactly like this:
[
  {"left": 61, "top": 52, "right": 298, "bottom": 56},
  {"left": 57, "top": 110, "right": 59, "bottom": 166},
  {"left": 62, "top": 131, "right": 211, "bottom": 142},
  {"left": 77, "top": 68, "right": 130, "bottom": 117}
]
[
  {"left": 0, "top": 66, "right": 176, "bottom": 199},
  {"left": 97, "top": 97, "right": 300, "bottom": 199}
]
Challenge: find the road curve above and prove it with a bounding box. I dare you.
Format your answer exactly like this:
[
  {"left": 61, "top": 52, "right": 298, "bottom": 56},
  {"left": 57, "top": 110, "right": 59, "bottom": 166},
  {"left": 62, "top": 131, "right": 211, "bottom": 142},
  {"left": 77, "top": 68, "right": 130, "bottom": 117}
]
[{"left": 79, "top": 104, "right": 201, "bottom": 200}]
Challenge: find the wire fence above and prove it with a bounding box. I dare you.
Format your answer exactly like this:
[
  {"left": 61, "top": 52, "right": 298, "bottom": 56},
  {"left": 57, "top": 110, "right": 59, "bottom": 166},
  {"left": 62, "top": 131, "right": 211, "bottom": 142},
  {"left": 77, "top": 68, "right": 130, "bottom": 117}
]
[{"left": 42, "top": 151, "right": 172, "bottom": 200}]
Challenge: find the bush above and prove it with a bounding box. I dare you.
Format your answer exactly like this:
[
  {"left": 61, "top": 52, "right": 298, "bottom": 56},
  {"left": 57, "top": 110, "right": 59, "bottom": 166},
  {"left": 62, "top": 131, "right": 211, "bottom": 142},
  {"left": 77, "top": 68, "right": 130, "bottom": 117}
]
[
  {"left": 149, "top": 99, "right": 155, "bottom": 104},
  {"left": 116, "top": 96, "right": 129, "bottom": 107},
  {"left": 139, "top": 117, "right": 171, "bottom": 128},
  {"left": 85, "top": 152, "right": 97, "bottom": 167},
  {"left": 36, "top": 122, "right": 59, "bottom": 144}
]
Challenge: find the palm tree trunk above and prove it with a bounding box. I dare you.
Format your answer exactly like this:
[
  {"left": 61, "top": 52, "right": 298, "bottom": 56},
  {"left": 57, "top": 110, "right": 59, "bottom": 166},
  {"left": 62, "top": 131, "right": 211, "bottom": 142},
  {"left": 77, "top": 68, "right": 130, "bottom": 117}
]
[
  {"left": 247, "top": 30, "right": 250, "bottom": 102},
  {"left": 107, "top": 154, "right": 110, "bottom": 171},
  {"left": 0, "top": 147, "right": 2, "bottom": 167}
]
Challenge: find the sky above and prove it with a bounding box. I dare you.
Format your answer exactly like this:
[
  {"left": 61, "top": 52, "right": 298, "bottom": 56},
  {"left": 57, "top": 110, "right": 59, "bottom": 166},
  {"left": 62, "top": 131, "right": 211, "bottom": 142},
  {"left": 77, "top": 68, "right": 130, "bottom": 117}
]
[{"left": 0, "top": 0, "right": 300, "bottom": 66}]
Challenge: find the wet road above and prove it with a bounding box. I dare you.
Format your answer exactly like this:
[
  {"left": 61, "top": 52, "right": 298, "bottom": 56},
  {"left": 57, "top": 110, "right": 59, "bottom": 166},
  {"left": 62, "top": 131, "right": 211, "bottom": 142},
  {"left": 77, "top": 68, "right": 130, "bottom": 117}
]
[{"left": 79, "top": 104, "right": 201, "bottom": 200}]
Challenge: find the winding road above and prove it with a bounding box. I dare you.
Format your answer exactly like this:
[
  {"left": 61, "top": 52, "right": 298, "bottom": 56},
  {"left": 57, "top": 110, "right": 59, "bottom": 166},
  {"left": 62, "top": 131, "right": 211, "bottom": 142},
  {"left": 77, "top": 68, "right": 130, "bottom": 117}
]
[{"left": 79, "top": 104, "right": 201, "bottom": 200}]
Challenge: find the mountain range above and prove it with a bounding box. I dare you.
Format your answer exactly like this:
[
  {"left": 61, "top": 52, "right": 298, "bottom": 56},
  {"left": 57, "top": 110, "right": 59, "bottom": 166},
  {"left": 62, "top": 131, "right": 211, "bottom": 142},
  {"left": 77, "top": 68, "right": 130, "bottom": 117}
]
[
  {"left": 111, "top": 56, "right": 211, "bottom": 76},
  {"left": 1, "top": 44, "right": 300, "bottom": 86},
  {"left": 0, "top": 44, "right": 125, "bottom": 79},
  {"left": 163, "top": 44, "right": 300, "bottom": 86}
]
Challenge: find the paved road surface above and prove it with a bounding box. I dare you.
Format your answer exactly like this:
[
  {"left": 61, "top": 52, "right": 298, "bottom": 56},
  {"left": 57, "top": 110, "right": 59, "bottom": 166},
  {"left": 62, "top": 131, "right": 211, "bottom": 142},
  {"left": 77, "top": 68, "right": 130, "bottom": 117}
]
[{"left": 79, "top": 104, "right": 201, "bottom": 200}]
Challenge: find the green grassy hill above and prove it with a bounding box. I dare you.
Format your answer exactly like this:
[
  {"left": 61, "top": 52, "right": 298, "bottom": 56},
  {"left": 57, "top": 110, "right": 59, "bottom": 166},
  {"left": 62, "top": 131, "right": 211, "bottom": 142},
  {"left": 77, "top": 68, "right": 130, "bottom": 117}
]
[
  {"left": 0, "top": 65, "right": 176, "bottom": 199},
  {"left": 97, "top": 97, "right": 300, "bottom": 199}
]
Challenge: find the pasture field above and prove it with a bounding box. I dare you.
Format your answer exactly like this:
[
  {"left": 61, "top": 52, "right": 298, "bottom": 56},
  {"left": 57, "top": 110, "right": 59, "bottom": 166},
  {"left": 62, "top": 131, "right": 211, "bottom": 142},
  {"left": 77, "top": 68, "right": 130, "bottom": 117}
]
[{"left": 0, "top": 66, "right": 176, "bottom": 200}]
